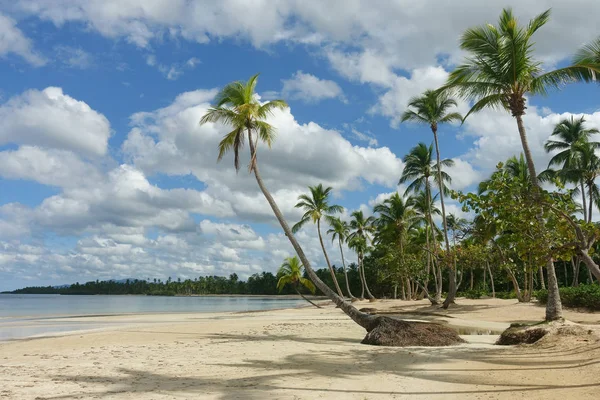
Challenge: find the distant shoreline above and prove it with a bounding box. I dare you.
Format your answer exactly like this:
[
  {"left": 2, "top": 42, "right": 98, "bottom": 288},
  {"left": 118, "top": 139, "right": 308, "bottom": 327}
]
[{"left": 1, "top": 293, "right": 327, "bottom": 300}]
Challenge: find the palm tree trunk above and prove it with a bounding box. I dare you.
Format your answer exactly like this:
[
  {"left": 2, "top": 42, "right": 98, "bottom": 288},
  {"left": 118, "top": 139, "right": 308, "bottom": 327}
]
[
  {"left": 360, "top": 252, "right": 375, "bottom": 300},
  {"left": 424, "top": 225, "right": 431, "bottom": 293},
  {"left": 487, "top": 260, "right": 495, "bottom": 298},
  {"left": 580, "top": 181, "right": 588, "bottom": 223},
  {"left": 432, "top": 127, "right": 455, "bottom": 309},
  {"left": 589, "top": 181, "right": 594, "bottom": 224},
  {"left": 425, "top": 182, "right": 442, "bottom": 303},
  {"left": 246, "top": 129, "right": 376, "bottom": 330},
  {"left": 405, "top": 277, "right": 412, "bottom": 300},
  {"left": 295, "top": 287, "right": 322, "bottom": 308},
  {"left": 506, "top": 268, "right": 524, "bottom": 302},
  {"left": 470, "top": 268, "right": 474, "bottom": 290},
  {"left": 338, "top": 239, "right": 356, "bottom": 300},
  {"left": 573, "top": 257, "right": 580, "bottom": 287},
  {"left": 539, "top": 265, "right": 546, "bottom": 290},
  {"left": 317, "top": 219, "right": 344, "bottom": 297},
  {"left": 514, "top": 114, "right": 562, "bottom": 321},
  {"left": 358, "top": 256, "right": 365, "bottom": 300}
]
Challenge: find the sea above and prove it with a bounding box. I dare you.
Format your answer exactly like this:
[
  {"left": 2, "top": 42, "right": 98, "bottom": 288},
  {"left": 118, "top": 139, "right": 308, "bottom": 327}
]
[{"left": 0, "top": 294, "right": 307, "bottom": 341}]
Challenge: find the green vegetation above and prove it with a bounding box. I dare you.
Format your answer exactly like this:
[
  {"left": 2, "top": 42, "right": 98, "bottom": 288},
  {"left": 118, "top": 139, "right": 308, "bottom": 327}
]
[{"left": 536, "top": 285, "right": 600, "bottom": 311}]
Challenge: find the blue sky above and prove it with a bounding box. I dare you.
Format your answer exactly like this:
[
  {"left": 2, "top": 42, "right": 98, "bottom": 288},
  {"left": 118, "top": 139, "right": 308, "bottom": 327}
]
[{"left": 1, "top": 1, "right": 600, "bottom": 291}]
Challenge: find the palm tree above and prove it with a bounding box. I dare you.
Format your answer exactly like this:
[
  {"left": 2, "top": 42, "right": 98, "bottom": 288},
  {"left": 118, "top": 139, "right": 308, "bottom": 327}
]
[
  {"left": 327, "top": 217, "right": 356, "bottom": 300},
  {"left": 445, "top": 8, "right": 600, "bottom": 320},
  {"left": 277, "top": 256, "right": 322, "bottom": 308},
  {"left": 292, "top": 184, "right": 345, "bottom": 297},
  {"left": 348, "top": 210, "right": 376, "bottom": 300},
  {"left": 374, "top": 193, "right": 419, "bottom": 300},
  {"left": 408, "top": 190, "right": 442, "bottom": 301},
  {"left": 373, "top": 193, "right": 418, "bottom": 254},
  {"left": 576, "top": 142, "right": 600, "bottom": 221},
  {"left": 400, "top": 99, "right": 459, "bottom": 309},
  {"left": 545, "top": 117, "right": 600, "bottom": 223},
  {"left": 200, "top": 74, "right": 375, "bottom": 329}
]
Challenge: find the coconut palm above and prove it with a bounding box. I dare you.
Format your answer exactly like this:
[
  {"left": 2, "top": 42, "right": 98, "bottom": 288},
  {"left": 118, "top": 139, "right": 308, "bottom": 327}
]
[
  {"left": 401, "top": 92, "right": 461, "bottom": 308},
  {"left": 444, "top": 8, "right": 600, "bottom": 320},
  {"left": 327, "top": 217, "right": 356, "bottom": 300},
  {"left": 373, "top": 193, "right": 419, "bottom": 254},
  {"left": 575, "top": 142, "right": 600, "bottom": 221},
  {"left": 199, "top": 74, "right": 374, "bottom": 329},
  {"left": 348, "top": 210, "right": 376, "bottom": 300},
  {"left": 545, "top": 117, "right": 600, "bottom": 223},
  {"left": 277, "top": 256, "right": 321, "bottom": 308},
  {"left": 408, "top": 190, "right": 442, "bottom": 301},
  {"left": 292, "top": 184, "right": 345, "bottom": 297}
]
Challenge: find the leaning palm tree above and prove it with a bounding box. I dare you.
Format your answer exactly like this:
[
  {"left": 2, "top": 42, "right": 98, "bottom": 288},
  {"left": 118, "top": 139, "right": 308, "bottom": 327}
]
[
  {"left": 327, "top": 217, "right": 356, "bottom": 300},
  {"left": 348, "top": 210, "right": 376, "bottom": 300},
  {"left": 199, "top": 74, "right": 373, "bottom": 329},
  {"left": 292, "top": 184, "right": 345, "bottom": 297},
  {"left": 277, "top": 256, "right": 321, "bottom": 308},
  {"left": 545, "top": 116, "right": 600, "bottom": 223},
  {"left": 444, "top": 8, "right": 600, "bottom": 320},
  {"left": 400, "top": 132, "right": 458, "bottom": 308}
]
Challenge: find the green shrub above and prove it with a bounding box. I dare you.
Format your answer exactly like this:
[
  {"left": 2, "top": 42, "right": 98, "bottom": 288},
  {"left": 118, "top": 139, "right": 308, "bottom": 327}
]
[
  {"left": 494, "top": 291, "right": 518, "bottom": 299},
  {"left": 464, "top": 289, "right": 486, "bottom": 299},
  {"left": 535, "top": 284, "right": 600, "bottom": 311}
]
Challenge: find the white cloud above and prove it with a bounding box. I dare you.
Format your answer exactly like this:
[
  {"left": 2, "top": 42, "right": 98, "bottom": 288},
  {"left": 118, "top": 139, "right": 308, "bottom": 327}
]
[
  {"left": 281, "top": 71, "right": 345, "bottom": 103},
  {"left": 0, "top": 12, "right": 45, "bottom": 66},
  {"left": 122, "top": 88, "right": 404, "bottom": 223},
  {"left": 0, "top": 87, "right": 111, "bottom": 157},
  {"left": 146, "top": 54, "right": 200, "bottom": 80}
]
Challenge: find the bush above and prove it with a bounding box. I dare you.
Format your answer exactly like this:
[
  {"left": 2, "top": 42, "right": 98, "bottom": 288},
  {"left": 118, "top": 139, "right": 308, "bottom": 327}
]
[
  {"left": 494, "top": 291, "right": 518, "bottom": 299},
  {"left": 463, "top": 289, "right": 486, "bottom": 299},
  {"left": 535, "top": 284, "right": 600, "bottom": 311}
]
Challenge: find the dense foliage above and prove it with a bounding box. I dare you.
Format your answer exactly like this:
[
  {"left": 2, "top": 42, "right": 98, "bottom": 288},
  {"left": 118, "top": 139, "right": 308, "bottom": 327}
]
[{"left": 536, "top": 284, "right": 600, "bottom": 310}]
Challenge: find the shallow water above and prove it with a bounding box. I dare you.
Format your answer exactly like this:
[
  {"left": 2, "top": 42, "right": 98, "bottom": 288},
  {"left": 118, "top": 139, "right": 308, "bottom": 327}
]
[{"left": 0, "top": 294, "right": 307, "bottom": 340}]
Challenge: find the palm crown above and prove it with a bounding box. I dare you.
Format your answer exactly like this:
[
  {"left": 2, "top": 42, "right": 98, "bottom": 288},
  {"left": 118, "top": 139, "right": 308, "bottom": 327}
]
[
  {"left": 400, "top": 142, "right": 453, "bottom": 194},
  {"left": 446, "top": 8, "right": 599, "bottom": 120},
  {"left": 292, "top": 184, "right": 344, "bottom": 233},
  {"left": 348, "top": 210, "right": 376, "bottom": 243},
  {"left": 276, "top": 256, "right": 316, "bottom": 294},
  {"left": 545, "top": 116, "right": 600, "bottom": 171},
  {"left": 401, "top": 89, "right": 463, "bottom": 130},
  {"left": 373, "top": 193, "right": 418, "bottom": 247},
  {"left": 327, "top": 217, "right": 350, "bottom": 244},
  {"left": 199, "top": 73, "right": 287, "bottom": 171}
]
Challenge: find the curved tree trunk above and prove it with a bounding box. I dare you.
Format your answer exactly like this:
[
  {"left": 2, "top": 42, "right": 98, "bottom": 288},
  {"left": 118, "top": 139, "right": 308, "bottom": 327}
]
[
  {"left": 338, "top": 239, "right": 356, "bottom": 300},
  {"left": 432, "top": 127, "right": 456, "bottom": 309},
  {"left": 317, "top": 219, "right": 344, "bottom": 297},
  {"left": 487, "top": 260, "right": 495, "bottom": 298},
  {"left": 357, "top": 254, "right": 365, "bottom": 299},
  {"left": 515, "top": 114, "right": 562, "bottom": 321},
  {"left": 295, "top": 287, "right": 322, "bottom": 309},
  {"left": 360, "top": 252, "right": 376, "bottom": 300},
  {"left": 538, "top": 265, "right": 546, "bottom": 290},
  {"left": 580, "top": 181, "right": 588, "bottom": 223},
  {"left": 425, "top": 182, "right": 442, "bottom": 303},
  {"left": 246, "top": 129, "right": 376, "bottom": 330}
]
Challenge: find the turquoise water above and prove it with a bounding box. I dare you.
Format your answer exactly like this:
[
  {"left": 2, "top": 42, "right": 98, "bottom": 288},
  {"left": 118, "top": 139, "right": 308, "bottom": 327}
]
[{"left": 0, "top": 294, "right": 308, "bottom": 340}]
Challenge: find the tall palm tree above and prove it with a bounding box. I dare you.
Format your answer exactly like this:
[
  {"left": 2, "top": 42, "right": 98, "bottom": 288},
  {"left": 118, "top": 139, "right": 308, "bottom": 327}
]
[
  {"left": 445, "top": 8, "right": 600, "bottom": 320},
  {"left": 545, "top": 116, "right": 600, "bottom": 223},
  {"left": 277, "top": 256, "right": 321, "bottom": 308},
  {"left": 400, "top": 92, "right": 460, "bottom": 310},
  {"left": 200, "top": 74, "right": 375, "bottom": 329},
  {"left": 348, "top": 210, "right": 376, "bottom": 300},
  {"left": 327, "top": 217, "right": 356, "bottom": 300},
  {"left": 292, "top": 184, "right": 345, "bottom": 297},
  {"left": 575, "top": 142, "right": 600, "bottom": 221}
]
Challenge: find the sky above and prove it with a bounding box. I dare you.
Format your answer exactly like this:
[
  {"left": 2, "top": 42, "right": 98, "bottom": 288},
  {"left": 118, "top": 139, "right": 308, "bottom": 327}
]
[{"left": 1, "top": 0, "right": 600, "bottom": 291}]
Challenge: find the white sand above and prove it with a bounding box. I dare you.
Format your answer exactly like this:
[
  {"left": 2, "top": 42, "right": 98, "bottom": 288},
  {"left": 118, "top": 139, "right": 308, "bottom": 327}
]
[{"left": 1, "top": 298, "right": 599, "bottom": 399}]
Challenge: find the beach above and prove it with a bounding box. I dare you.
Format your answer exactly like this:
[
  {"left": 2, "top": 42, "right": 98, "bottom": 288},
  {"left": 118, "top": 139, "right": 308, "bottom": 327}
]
[{"left": 1, "top": 298, "right": 599, "bottom": 399}]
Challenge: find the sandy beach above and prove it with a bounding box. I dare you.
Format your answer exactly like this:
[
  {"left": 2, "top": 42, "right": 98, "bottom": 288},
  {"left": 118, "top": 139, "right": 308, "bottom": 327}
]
[{"left": 1, "top": 298, "right": 599, "bottom": 399}]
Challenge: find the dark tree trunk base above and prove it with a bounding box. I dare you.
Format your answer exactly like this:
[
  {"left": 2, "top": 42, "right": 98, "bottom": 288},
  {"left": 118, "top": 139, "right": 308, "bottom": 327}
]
[
  {"left": 368, "top": 298, "right": 378, "bottom": 303},
  {"left": 496, "top": 320, "right": 596, "bottom": 346},
  {"left": 361, "top": 316, "right": 465, "bottom": 347}
]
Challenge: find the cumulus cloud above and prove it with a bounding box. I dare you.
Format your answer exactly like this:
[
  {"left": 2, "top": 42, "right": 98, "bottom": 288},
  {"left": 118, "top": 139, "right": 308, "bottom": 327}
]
[
  {"left": 0, "top": 12, "right": 45, "bottom": 65},
  {"left": 0, "top": 87, "right": 111, "bottom": 156},
  {"left": 281, "top": 71, "right": 345, "bottom": 103}
]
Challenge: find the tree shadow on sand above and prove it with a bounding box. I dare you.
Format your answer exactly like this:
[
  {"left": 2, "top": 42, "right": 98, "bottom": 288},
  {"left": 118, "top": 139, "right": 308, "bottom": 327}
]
[{"left": 42, "top": 333, "right": 600, "bottom": 400}]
